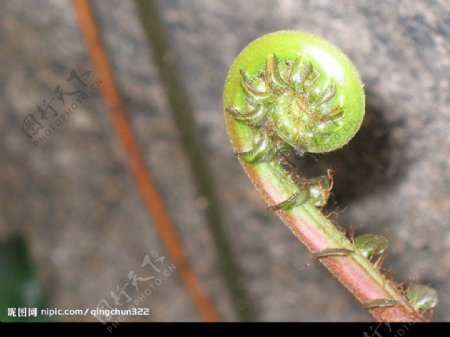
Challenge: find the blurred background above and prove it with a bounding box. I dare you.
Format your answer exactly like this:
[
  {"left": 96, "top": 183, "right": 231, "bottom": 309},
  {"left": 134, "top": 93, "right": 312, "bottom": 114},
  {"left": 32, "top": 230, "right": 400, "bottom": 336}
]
[{"left": 0, "top": 0, "right": 449, "bottom": 322}]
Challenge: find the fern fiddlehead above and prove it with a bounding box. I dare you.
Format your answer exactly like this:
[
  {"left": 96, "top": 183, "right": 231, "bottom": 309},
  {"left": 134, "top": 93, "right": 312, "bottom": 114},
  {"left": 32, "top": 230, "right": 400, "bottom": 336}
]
[{"left": 223, "top": 31, "right": 436, "bottom": 321}]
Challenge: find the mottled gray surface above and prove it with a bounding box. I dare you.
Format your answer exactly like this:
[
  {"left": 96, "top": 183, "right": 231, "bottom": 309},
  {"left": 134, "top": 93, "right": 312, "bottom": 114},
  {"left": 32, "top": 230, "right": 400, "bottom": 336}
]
[{"left": 0, "top": 0, "right": 449, "bottom": 321}]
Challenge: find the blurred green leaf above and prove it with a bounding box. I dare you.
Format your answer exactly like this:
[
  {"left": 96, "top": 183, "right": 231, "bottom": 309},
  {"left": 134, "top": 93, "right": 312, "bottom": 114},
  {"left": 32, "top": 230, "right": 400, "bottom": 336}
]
[{"left": 0, "top": 236, "right": 47, "bottom": 321}]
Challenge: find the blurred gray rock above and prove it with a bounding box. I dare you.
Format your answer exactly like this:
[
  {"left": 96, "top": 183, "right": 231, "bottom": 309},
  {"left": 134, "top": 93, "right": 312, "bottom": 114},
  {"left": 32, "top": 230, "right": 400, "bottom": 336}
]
[{"left": 0, "top": 0, "right": 448, "bottom": 321}]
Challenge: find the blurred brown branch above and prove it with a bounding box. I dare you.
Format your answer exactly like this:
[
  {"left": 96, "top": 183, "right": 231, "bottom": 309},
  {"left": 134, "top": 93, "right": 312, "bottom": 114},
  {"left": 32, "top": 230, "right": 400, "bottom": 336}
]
[{"left": 71, "top": 0, "right": 219, "bottom": 322}]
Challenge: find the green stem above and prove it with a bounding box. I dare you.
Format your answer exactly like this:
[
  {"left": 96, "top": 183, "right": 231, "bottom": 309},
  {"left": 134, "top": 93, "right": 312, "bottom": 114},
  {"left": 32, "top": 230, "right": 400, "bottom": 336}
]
[
  {"left": 238, "top": 152, "right": 427, "bottom": 321},
  {"left": 135, "top": 0, "right": 255, "bottom": 321}
]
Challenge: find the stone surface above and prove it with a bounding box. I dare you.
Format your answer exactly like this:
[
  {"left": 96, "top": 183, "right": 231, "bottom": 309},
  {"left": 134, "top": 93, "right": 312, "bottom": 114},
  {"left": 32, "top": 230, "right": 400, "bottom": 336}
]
[{"left": 0, "top": 0, "right": 448, "bottom": 321}]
